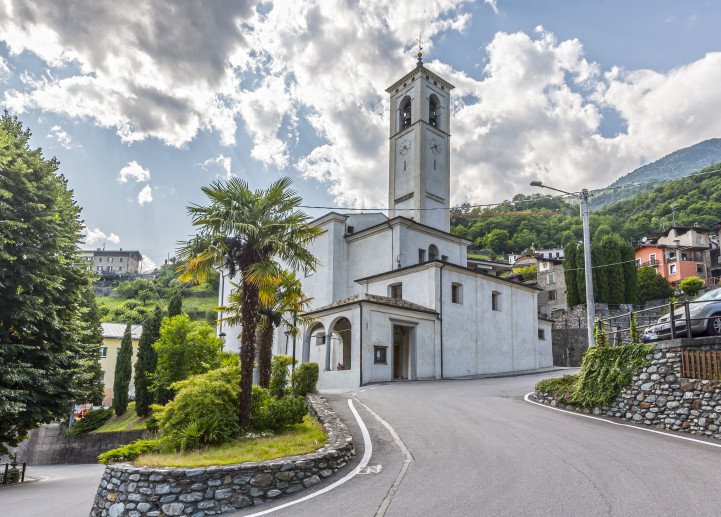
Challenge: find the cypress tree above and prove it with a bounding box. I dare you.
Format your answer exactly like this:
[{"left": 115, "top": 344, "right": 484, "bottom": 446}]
[
  {"left": 601, "top": 235, "right": 625, "bottom": 305},
  {"left": 167, "top": 290, "right": 182, "bottom": 317},
  {"left": 591, "top": 242, "right": 608, "bottom": 304},
  {"left": 113, "top": 323, "right": 133, "bottom": 416},
  {"left": 620, "top": 241, "right": 638, "bottom": 304},
  {"left": 576, "top": 244, "right": 586, "bottom": 307},
  {"left": 134, "top": 309, "right": 162, "bottom": 417},
  {"left": 563, "top": 242, "right": 579, "bottom": 307}
]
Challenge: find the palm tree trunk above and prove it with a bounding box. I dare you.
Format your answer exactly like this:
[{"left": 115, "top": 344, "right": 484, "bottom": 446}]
[
  {"left": 238, "top": 276, "right": 259, "bottom": 428},
  {"left": 258, "top": 325, "right": 274, "bottom": 389}
]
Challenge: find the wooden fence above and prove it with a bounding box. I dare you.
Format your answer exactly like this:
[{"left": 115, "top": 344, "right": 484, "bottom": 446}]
[{"left": 681, "top": 349, "right": 721, "bottom": 381}]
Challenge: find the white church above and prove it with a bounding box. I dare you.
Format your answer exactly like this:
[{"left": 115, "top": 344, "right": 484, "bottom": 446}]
[{"left": 219, "top": 53, "right": 553, "bottom": 389}]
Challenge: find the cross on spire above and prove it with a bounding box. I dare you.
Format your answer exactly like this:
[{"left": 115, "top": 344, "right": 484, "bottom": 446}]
[{"left": 416, "top": 34, "right": 423, "bottom": 66}]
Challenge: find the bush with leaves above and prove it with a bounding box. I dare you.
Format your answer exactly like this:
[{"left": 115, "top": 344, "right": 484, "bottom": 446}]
[
  {"left": 98, "top": 439, "right": 159, "bottom": 464},
  {"left": 680, "top": 276, "right": 705, "bottom": 298},
  {"left": 64, "top": 408, "right": 114, "bottom": 436},
  {"left": 251, "top": 395, "right": 308, "bottom": 432},
  {"left": 269, "top": 355, "right": 295, "bottom": 398},
  {"left": 292, "top": 362, "right": 319, "bottom": 396}
]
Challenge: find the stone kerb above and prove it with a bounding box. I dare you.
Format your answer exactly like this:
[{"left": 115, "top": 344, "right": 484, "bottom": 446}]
[
  {"left": 90, "top": 394, "right": 354, "bottom": 517},
  {"left": 534, "top": 337, "right": 721, "bottom": 441}
]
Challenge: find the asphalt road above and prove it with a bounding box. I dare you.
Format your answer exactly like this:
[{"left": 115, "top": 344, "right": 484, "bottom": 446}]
[
  {"left": 9, "top": 372, "right": 721, "bottom": 517},
  {"left": 232, "top": 371, "right": 721, "bottom": 517}
]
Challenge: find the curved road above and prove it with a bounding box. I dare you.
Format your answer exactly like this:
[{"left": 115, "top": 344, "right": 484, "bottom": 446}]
[{"left": 233, "top": 371, "right": 721, "bottom": 517}]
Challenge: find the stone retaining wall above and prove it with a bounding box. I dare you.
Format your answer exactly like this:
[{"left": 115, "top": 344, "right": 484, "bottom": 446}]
[
  {"left": 535, "top": 336, "right": 721, "bottom": 440},
  {"left": 89, "top": 394, "right": 354, "bottom": 517}
]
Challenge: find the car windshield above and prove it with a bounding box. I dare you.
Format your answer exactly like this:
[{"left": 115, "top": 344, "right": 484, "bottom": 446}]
[{"left": 696, "top": 288, "right": 721, "bottom": 302}]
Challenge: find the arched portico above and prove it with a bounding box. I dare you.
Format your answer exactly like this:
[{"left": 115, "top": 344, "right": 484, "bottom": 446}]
[
  {"left": 302, "top": 321, "right": 325, "bottom": 364},
  {"left": 327, "top": 317, "right": 352, "bottom": 371}
]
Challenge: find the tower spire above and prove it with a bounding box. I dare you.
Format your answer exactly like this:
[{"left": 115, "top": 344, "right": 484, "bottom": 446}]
[{"left": 416, "top": 34, "right": 423, "bottom": 67}]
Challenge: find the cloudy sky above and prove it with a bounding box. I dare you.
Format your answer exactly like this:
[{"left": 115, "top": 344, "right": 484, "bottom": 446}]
[{"left": 2, "top": 0, "right": 720, "bottom": 270}]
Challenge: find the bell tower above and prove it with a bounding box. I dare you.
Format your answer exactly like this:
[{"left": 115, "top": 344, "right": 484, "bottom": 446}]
[{"left": 386, "top": 48, "right": 454, "bottom": 233}]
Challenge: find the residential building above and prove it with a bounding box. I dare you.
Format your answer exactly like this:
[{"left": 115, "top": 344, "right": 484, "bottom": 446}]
[
  {"left": 537, "top": 256, "right": 567, "bottom": 314},
  {"left": 99, "top": 322, "right": 142, "bottom": 406},
  {"left": 218, "top": 54, "right": 552, "bottom": 389},
  {"left": 80, "top": 248, "right": 143, "bottom": 275},
  {"left": 635, "top": 243, "right": 710, "bottom": 287}
]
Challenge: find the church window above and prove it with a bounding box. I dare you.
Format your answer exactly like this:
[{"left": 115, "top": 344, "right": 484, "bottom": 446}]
[
  {"left": 374, "top": 346, "right": 388, "bottom": 364},
  {"left": 492, "top": 291, "right": 502, "bottom": 311},
  {"left": 429, "top": 244, "right": 439, "bottom": 260},
  {"left": 418, "top": 249, "right": 426, "bottom": 263},
  {"left": 400, "top": 97, "right": 412, "bottom": 129},
  {"left": 452, "top": 283, "right": 463, "bottom": 304},
  {"left": 429, "top": 95, "right": 439, "bottom": 127},
  {"left": 538, "top": 329, "right": 546, "bottom": 340},
  {"left": 441, "top": 255, "right": 448, "bottom": 262},
  {"left": 390, "top": 283, "right": 403, "bottom": 299}
]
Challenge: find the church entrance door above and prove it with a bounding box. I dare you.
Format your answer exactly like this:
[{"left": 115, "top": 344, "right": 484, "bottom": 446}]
[{"left": 392, "top": 325, "right": 411, "bottom": 380}]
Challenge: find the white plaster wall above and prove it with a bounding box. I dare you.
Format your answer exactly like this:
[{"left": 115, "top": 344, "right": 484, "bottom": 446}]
[
  {"left": 346, "top": 229, "right": 393, "bottom": 295},
  {"left": 537, "top": 321, "right": 553, "bottom": 367},
  {"left": 440, "top": 268, "right": 479, "bottom": 377},
  {"left": 475, "top": 277, "right": 515, "bottom": 375},
  {"left": 363, "top": 266, "right": 437, "bottom": 310},
  {"left": 346, "top": 213, "right": 387, "bottom": 233},
  {"left": 511, "top": 288, "right": 538, "bottom": 371},
  {"left": 397, "top": 225, "right": 466, "bottom": 268}
]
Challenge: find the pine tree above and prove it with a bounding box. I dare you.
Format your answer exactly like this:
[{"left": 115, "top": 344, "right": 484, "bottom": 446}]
[
  {"left": 78, "top": 285, "right": 105, "bottom": 405},
  {"left": 600, "top": 235, "right": 625, "bottom": 305},
  {"left": 620, "top": 240, "right": 638, "bottom": 304},
  {"left": 167, "top": 290, "right": 182, "bottom": 317},
  {"left": 113, "top": 323, "right": 133, "bottom": 416},
  {"left": 134, "top": 309, "right": 162, "bottom": 417},
  {"left": 591, "top": 242, "right": 608, "bottom": 304},
  {"left": 563, "top": 242, "right": 579, "bottom": 307}
]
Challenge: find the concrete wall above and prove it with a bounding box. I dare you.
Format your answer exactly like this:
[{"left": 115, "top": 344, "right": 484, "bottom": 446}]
[{"left": 4, "top": 424, "right": 145, "bottom": 466}]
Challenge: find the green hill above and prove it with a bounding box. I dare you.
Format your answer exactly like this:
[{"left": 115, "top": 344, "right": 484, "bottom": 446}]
[{"left": 589, "top": 139, "right": 721, "bottom": 210}]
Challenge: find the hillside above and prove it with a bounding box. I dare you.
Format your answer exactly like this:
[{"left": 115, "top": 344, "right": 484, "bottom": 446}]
[{"left": 589, "top": 139, "right": 721, "bottom": 210}]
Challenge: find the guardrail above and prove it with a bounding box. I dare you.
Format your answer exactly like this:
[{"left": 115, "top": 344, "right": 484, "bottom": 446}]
[{"left": 1, "top": 462, "right": 26, "bottom": 485}]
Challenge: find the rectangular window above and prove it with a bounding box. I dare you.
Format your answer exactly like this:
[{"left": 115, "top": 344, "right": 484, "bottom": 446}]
[
  {"left": 97, "top": 266, "right": 102, "bottom": 271},
  {"left": 548, "top": 290, "right": 557, "bottom": 301},
  {"left": 98, "top": 257, "right": 102, "bottom": 262},
  {"left": 492, "top": 291, "right": 501, "bottom": 311},
  {"left": 669, "top": 263, "right": 677, "bottom": 275},
  {"left": 649, "top": 253, "right": 656, "bottom": 264},
  {"left": 118, "top": 266, "right": 122, "bottom": 272},
  {"left": 108, "top": 257, "right": 113, "bottom": 262},
  {"left": 99, "top": 347, "right": 107, "bottom": 359},
  {"left": 374, "top": 346, "right": 387, "bottom": 364},
  {"left": 547, "top": 273, "right": 555, "bottom": 284},
  {"left": 119, "top": 257, "right": 123, "bottom": 262},
  {"left": 538, "top": 329, "right": 546, "bottom": 340},
  {"left": 441, "top": 255, "right": 448, "bottom": 262},
  {"left": 390, "top": 283, "right": 403, "bottom": 299},
  {"left": 418, "top": 249, "right": 426, "bottom": 263},
  {"left": 451, "top": 283, "right": 462, "bottom": 304}
]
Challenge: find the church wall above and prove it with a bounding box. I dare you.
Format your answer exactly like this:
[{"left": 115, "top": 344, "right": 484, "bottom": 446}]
[
  {"left": 511, "top": 288, "right": 539, "bottom": 371},
  {"left": 346, "top": 228, "right": 394, "bottom": 295},
  {"left": 363, "top": 266, "right": 437, "bottom": 310},
  {"left": 475, "top": 277, "right": 517, "bottom": 374},
  {"left": 397, "top": 226, "right": 467, "bottom": 269},
  {"left": 440, "top": 268, "right": 479, "bottom": 377}
]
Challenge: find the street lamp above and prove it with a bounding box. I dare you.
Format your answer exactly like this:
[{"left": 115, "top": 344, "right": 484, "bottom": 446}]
[{"left": 530, "top": 180, "right": 595, "bottom": 350}]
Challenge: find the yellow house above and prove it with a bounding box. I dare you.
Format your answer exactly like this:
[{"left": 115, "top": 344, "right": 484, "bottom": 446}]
[{"left": 100, "top": 322, "right": 142, "bottom": 406}]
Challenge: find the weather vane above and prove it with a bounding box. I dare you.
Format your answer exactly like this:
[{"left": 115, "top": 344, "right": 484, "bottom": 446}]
[{"left": 416, "top": 34, "right": 423, "bottom": 66}]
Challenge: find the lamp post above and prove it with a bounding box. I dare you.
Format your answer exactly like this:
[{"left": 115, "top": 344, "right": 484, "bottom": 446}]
[{"left": 530, "top": 181, "right": 595, "bottom": 350}]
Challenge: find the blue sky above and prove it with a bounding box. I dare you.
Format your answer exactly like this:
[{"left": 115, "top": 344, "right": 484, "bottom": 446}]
[{"left": 2, "top": 0, "right": 720, "bottom": 269}]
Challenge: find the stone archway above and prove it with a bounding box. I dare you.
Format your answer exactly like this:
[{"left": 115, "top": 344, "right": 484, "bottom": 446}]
[
  {"left": 328, "top": 317, "right": 352, "bottom": 371},
  {"left": 302, "top": 321, "right": 325, "bottom": 365}
]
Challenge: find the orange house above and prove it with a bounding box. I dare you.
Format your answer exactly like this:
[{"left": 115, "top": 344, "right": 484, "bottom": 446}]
[{"left": 635, "top": 244, "right": 709, "bottom": 287}]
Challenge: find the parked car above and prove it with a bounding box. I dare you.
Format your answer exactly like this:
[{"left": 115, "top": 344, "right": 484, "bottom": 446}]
[{"left": 642, "top": 288, "right": 721, "bottom": 342}]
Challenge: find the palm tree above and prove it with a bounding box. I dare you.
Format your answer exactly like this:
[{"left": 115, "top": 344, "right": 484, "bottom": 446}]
[
  {"left": 176, "top": 177, "right": 320, "bottom": 427},
  {"left": 224, "top": 271, "right": 313, "bottom": 388}
]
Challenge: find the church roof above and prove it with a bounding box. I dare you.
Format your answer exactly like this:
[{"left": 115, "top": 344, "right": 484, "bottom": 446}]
[
  {"left": 385, "top": 64, "right": 455, "bottom": 94},
  {"left": 344, "top": 215, "right": 471, "bottom": 245},
  {"left": 303, "top": 293, "right": 437, "bottom": 317}
]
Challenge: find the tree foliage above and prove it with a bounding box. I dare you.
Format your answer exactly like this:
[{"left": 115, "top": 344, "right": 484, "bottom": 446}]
[
  {"left": 0, "top": 113, "right": 94, "bottom": 454},
  {"left": 680, "top": 276, "right": 705, "bottom": 298},
  {"left": 134, "top": 308, "right": 162, "bottom": 417},
  {"left": 112, "top": 323, "right": 133, "bottom": 416},
  {"left": 636, "top": 266, "right": 674, "bottom": 304},
  {"left": 152, "top": 315, "right": 224, "bottom": 404},
  {"left": 167, "top": 290, "right": 183, "bottom": 318},
  {"left": 176, "top": 177, "right": 320, "bottom": 428}
]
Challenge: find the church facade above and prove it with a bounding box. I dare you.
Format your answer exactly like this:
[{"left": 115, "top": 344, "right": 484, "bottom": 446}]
[{"left": 219, "top": 56, "right": 552, "bottom": 389}]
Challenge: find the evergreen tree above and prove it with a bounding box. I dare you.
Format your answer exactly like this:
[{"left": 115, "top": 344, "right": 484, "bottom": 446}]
[
  {"left": 563, "top": 242, "right": 579, "bottom": 307},
  {"left": 77, "top": 285, "right": 105, "bottom": 405},
  {"left": 620, "top": 240, "right": 638, "bottom": 304},
  {"left": 134, "top": 309, "right": 162, "bottom": 417},
  {"left": 0, "top": 113, "right": 93, "bottom": 454},
  {"left": 591, "top": 242, "right": 609, "bottom": 304},
  {"left": 576, "top": 245, "right": 586, "bottom": 307},
  {"left": 600, "top": 235, "right": 625, "bottom": 305},
  {"left": 167, "top": 290, "right": 182, "bottom": 317},
  {"left": 113, "top": 323, "right": 133, "bottom": 416},
  {"left": 637, "top": 266, "right": 674, "bottom": 304}
]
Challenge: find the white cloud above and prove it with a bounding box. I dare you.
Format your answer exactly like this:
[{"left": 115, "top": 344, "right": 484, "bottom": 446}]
[
  {"left": 118, "top": 161, "right": 150, "bottom": 183},
  {"left": 139, "top": 256, "right": 158, "bottom": 273},
  {"left": 199, "top": 154, "right": 235, "bottom": 180},
  {"left": 0, "top": 56, "right": 10, "bottom": 79},
  {"left": 137, "top": 184, "right": 153, "bottom": 205},
  {"left": 83, "top": 226, "right": 120, "bottom": 245},
  {"left": 46, "top": 124, "right": 76, "bottom": 149}
]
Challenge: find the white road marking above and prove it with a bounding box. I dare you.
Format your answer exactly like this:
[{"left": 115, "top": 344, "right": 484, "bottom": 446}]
[
  {"left": 360, "top": 389, "right": 366, "bottom": 392},
  {"left": 524, "top": 392, "right": 721, "bottom": 449},
  {"left": 242, "top": 399, "right": 373, "bottom": 516},
  {"left": 354, "top": 399, "right": 414, "bottom": 517}
]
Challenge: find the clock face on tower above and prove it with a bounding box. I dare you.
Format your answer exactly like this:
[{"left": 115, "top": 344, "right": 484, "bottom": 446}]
[
  {"left": 399, "top": 138, "right": 412, "bottom": 156},
  {"left": 428, "top": 136, "right": 442, "bottom": 155}
]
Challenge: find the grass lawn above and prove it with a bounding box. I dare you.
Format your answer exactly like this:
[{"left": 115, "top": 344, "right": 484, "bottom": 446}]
[
  {"left": 94, "top": 402, "right": 150, "bottom": 432},
  {"left": 96, "top": 295, "right": 217, "bottom": 321},
  {"left": 135, "top": 416, "right": 327, "bottom": 467}
]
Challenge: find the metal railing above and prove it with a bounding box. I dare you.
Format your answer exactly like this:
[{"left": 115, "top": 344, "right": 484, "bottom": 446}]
[
  {"left": 594, "top": 299, "right": 717, "bottom": 346},
  {"left": 1, "top": 462, "right": 26, "bottom": 485}
]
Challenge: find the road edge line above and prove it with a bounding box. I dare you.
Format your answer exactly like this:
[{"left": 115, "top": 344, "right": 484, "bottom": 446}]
[
  {"left": 353, "top": 399, "right": 414, "bottom": 517},
  {"left": 242, "top": 399, "right": 373, "bottom": 516},
  {"left": 524, "top": 392, "right": 721, "bottom": 449}
]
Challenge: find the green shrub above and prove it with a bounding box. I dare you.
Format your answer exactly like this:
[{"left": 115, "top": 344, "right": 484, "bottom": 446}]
[
  {"left": 5, "top": 466, "right": 21, "bottom": 484},
  {"left": 292, "top": 362, "right": 319, "bottom": 396},
  {"left": 269, "top": 355, "right": 295, "bottom": 398},
  {"left": 64, "top": 408, "right": 114, "bottom": 436},
  {"left": 535, "top": 374, "right": 578, "bottom": 403},
  {"left": 145, "top": 415, "right": 159, "bottom": 435},
  {"left": 251, "top": 395, "right": 308, "bottom": 432},
  {"left": 570, "top": 344, "right": 653, "bottom": 407},
  {"left": 98, "top": 440, "right": 159, "bottom": 464},
  {"left": 152, "top": 365, "right": 241, "bottom": 451}
]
